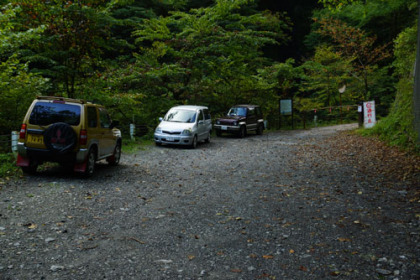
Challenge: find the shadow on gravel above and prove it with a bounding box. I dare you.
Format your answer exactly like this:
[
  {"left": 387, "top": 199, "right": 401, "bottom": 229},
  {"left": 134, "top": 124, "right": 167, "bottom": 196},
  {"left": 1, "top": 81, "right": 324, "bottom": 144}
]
[{"left": 23, "top": 162, "right": 126, "bottom": 181}]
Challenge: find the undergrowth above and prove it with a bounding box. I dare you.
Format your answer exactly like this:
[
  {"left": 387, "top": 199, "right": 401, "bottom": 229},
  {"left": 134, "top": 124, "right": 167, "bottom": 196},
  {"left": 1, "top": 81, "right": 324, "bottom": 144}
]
[{"left": 0, "top": 153, "right": 19, "bottom": 178}]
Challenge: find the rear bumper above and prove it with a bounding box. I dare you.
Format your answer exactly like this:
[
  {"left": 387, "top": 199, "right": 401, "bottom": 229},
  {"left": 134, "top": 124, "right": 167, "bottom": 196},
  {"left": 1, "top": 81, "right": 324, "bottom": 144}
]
[{"left": 17, "top": 142, "right": 87, "bottom": 164}]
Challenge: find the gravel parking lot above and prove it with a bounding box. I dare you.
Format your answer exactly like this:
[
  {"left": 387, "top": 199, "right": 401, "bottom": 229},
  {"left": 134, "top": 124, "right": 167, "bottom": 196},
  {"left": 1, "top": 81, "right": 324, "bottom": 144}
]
[{"left": 1, "top": 124, "right": 419, "bottom": 280}]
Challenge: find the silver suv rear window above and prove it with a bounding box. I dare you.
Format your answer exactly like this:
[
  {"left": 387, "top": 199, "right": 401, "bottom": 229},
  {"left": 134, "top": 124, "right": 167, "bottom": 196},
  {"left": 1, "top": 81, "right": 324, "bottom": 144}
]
[{"left": 29, "top": 102, "right": 81, "bottom": 126}]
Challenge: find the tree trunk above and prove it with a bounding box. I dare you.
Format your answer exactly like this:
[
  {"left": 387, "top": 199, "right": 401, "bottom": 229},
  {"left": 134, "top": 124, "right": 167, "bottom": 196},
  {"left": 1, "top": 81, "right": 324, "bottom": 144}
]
[{"left": 414, "top": 0, "right": 420, "bottom": 144}]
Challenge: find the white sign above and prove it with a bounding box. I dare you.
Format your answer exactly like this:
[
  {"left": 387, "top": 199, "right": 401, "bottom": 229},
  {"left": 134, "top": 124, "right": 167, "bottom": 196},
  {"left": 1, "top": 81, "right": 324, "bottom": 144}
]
[{"left": 363, "top": 101, "right": 376, "bottom": 128}]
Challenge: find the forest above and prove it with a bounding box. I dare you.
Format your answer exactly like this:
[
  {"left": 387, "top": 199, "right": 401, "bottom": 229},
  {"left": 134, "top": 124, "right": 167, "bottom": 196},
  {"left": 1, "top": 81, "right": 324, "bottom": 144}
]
[{"left": 0, "top": 0, "right": 419, "bottom": 156}]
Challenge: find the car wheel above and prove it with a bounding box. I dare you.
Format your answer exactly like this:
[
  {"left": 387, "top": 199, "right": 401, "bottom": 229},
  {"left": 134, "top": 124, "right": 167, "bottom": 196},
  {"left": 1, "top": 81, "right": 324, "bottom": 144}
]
[
  {"left": 155, "top": 142, "right": 162, "bottom": 146},
  {"left": 44, "top": 122, "right": 77, "bottom": 154},
  {"left": 107, "top": 142, "right": 121, "bottom": 166},
  {"left": 83, "top": 148, "right": 96, "bottom": 177},
  {"left": 256, "top": 123, "right": 264, "bottom": 135},
  {"left": 205, "top": 131, "right": 211, "bottom": 143},
  {"left": 190, "top": 135, "right": 198, "bottom": 149},
  {"left": 238, "top": 125, "right": 246, "bottom": 138},
  {"left": 216, "top": 130, "right": 222, "bottom": 137},
  {"left": 21, "top": 161, "right": 38, "bottom": 174}
]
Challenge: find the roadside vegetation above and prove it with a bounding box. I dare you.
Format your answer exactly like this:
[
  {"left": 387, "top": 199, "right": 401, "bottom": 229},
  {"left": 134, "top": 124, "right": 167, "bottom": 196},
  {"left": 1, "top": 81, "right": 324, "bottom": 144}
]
[{"left": 0, "top": 0, "right": 419, "bottom": 178}]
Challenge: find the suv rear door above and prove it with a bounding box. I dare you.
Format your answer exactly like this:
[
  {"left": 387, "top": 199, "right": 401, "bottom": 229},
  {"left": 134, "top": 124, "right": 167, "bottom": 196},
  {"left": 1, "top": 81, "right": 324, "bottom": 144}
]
[{"left": 26, "top": 101, "right": 81, "bottom": 150}]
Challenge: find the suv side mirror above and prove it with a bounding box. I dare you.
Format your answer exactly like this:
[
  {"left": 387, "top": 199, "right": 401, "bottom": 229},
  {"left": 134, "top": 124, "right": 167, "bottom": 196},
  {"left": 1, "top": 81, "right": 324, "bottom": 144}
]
[{"left": 159, "top": 117, "right": 163, "bottom": 122}]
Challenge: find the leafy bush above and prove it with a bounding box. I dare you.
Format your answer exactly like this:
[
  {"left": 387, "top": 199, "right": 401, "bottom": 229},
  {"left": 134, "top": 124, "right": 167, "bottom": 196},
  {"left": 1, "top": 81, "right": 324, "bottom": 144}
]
[
  {"left": 363, "top": 25, "right": 419, "bottom": 153},
  {"left": 0, "top": 153, "right": 18, "bottom": 178}
]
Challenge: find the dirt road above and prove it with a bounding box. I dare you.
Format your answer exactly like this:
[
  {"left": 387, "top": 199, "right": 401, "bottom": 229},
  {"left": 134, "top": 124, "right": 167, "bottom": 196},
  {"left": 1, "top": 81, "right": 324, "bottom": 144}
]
[{"left": 1, "top": 124, "right": 419, "bottom": 279}]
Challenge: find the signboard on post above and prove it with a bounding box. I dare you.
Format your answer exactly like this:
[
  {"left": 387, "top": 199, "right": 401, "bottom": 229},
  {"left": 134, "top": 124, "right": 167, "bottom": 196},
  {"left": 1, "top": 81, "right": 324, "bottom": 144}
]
[
  {"left": 280, "top": 99, "right": 292, "bottom": 115},
  {"left": 363, "top": 101, "right": 376, "bottom": 128}
]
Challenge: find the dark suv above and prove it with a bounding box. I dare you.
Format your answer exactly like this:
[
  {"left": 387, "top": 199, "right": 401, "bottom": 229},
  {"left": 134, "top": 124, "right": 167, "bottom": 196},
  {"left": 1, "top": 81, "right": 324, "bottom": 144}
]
[
  {"left": 16, "top": 96, "right": 122, "bottom": 177},
  {"left": 214, "top": 105, "right": 264, "bottom": 137}
]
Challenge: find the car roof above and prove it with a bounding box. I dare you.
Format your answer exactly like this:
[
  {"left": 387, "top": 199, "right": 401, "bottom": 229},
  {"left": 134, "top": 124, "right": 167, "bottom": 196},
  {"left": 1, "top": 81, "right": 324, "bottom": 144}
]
[
  {"left": 170, "top": 105, "right": 208, "bottom": 111},
  {"left": 233, "top": 104, "right": 259, "bottom": 108}
]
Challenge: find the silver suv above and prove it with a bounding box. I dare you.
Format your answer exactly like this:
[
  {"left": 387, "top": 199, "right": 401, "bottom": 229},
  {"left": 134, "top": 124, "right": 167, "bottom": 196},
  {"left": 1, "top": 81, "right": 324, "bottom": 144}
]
[{"left": 154, "top": 105, "right": 212, "bottom": 148}]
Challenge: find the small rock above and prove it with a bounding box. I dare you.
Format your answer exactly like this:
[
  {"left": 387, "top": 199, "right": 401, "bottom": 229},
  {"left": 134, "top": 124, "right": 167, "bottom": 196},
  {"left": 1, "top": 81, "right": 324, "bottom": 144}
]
[
  {"left": 156, "top": 259, "right": 173, "bottom": 264},
  {"left": 248, "top": 266, "right": 256, "bottom": 271},
  {"left": 45, "top": 238, "right": 55, "bottom": 243},
  {"left": 376, "top": 268, "right": 392, "bottom": 275},
  {"left": 50, "top": 265, "right": 64, "bottom": 272}
]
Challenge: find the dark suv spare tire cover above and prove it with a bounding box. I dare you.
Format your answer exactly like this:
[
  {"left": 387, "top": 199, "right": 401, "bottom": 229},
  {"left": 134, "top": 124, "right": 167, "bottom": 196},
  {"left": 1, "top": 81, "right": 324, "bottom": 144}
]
[{"left": 44, "top": 122, "right": 77, "bottom": 154}]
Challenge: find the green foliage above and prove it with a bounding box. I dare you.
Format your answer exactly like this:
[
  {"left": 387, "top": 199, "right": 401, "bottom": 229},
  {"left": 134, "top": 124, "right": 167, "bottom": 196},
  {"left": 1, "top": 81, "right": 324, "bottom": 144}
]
[
  {"left": 364, "top": 24, "right": 419, "bottom": 151},
  {"left": 0, "top": 56, "right": 47, "bottom": 134},
  {"left": 0, "top": 153, "right": 19, "bottom": 178},
  {"left": 110, "top": 0, "right": 291, "bottom": 123},
  {"left": 299, "top": 45, "right": 355, "bottom": 107},
  {"left": 0, "top": 4, "right": 48, "bottom": 134}
]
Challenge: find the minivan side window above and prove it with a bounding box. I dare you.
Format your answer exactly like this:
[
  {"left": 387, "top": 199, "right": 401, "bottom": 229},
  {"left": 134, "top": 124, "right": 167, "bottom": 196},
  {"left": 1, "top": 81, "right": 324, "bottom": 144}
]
[
  {"left": 198, "top": 110, "right": 204, "bottom": 122},
  {"left": 203, "top": 109, "right": 211, "bottom": 120}
]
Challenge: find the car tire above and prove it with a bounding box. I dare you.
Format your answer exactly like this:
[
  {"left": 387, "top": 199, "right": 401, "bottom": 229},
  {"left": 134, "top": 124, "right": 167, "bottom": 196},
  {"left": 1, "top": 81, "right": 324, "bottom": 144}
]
[
  {"left": 107, "top": 142, "right": 121, "bottom": 166},
  {"left": 21, "top": 161, "right": 38, "bottom": 174},
  {"left": 190, "top": 135, "right": 198, "bottom": 149},
  {"left": 44, "top": 122, "right": 77, "bottom": 154},
  {"left": 205, "top": 132, "right": 211, "bottom": 143},
  {"left": 83, "top": 148, "right": 96, "bottom": 177},
  {"left": 238, "top": 125, "right": 246, "bottom": 138},
  {"left": 155, "top": 142, "right": 162, "bottom": 146},
  {"left": 256, "top": 123, "right": 264, "bottom": 135},
  {"left": 216, "top": 130, "right": 222, "bottom": 137}
]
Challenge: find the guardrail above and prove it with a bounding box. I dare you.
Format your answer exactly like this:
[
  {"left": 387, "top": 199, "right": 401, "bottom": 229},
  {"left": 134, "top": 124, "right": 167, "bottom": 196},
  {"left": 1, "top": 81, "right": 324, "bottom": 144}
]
[{"left": 0, "top": 132, "right": 18, "bottom": 153}]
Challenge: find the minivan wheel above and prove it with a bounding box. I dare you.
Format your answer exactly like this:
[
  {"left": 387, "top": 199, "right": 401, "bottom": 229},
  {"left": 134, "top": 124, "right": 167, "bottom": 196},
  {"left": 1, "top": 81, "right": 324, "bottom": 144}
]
[
  {"left": 190, "top": 135, "right": 198, "bottom": 149},
  {"left": 84, "top": 148, "right": 96, "bottom": 177},
  {"left": 205, "top": 132, "right": 211, "bottom": 143}
]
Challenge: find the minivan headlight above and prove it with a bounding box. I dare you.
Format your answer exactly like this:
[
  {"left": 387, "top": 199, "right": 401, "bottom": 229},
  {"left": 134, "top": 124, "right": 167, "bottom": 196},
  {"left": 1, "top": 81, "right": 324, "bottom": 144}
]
[
  {"left": 182, "top": 128, "right": 192, "bottom": 136},
  {"left": 155, "top": 127, "right": 162, "bottom": 133},
  {"left": 216, "top": 120, "right": 220, "bottom": 125}
]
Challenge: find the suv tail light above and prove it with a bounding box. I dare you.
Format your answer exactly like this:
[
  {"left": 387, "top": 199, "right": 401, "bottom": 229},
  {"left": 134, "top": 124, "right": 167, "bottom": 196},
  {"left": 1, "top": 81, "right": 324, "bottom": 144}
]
[
  {"left": 80, "top": 129, "right": 87, "bottom": 145},
  {"left": 19, "top": 124, "right": 27, "bottom": 139}
]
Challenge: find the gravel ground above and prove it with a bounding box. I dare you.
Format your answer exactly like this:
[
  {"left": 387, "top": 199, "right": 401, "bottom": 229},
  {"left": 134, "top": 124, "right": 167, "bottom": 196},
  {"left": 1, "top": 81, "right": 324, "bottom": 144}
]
[{"left": 0, "top": 123, "right": 419, "bottom": 280}]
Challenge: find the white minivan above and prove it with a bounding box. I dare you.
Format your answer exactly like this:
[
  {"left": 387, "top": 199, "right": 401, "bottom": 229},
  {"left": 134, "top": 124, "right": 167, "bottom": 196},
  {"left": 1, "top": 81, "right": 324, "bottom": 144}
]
[{"left": 154, "top": 105, "right": 212, "bottom": 148}]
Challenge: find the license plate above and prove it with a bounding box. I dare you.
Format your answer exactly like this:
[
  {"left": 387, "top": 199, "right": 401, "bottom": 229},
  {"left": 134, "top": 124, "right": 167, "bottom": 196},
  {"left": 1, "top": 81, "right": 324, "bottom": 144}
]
[
  {"left": 27, "top": 134, "right": 44, "bottom": 145},
  {"left": 221, "top": 126, "right": 228, "bottom": 130},
  {"left": 166, "top": 136, "right": 174, "bottom": 142}
]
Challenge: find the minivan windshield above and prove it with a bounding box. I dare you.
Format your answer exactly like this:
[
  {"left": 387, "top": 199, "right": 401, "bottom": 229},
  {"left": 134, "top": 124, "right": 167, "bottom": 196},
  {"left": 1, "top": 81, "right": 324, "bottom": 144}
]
[
  {"left": 29, "top": 102, "right": 81, "bottom": 126},
  {"left": 164, "top": 109, "right": 197, "bottom": 123},
  {"left": 228, "top": 107, "right": 247, "bottom": 117}
]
